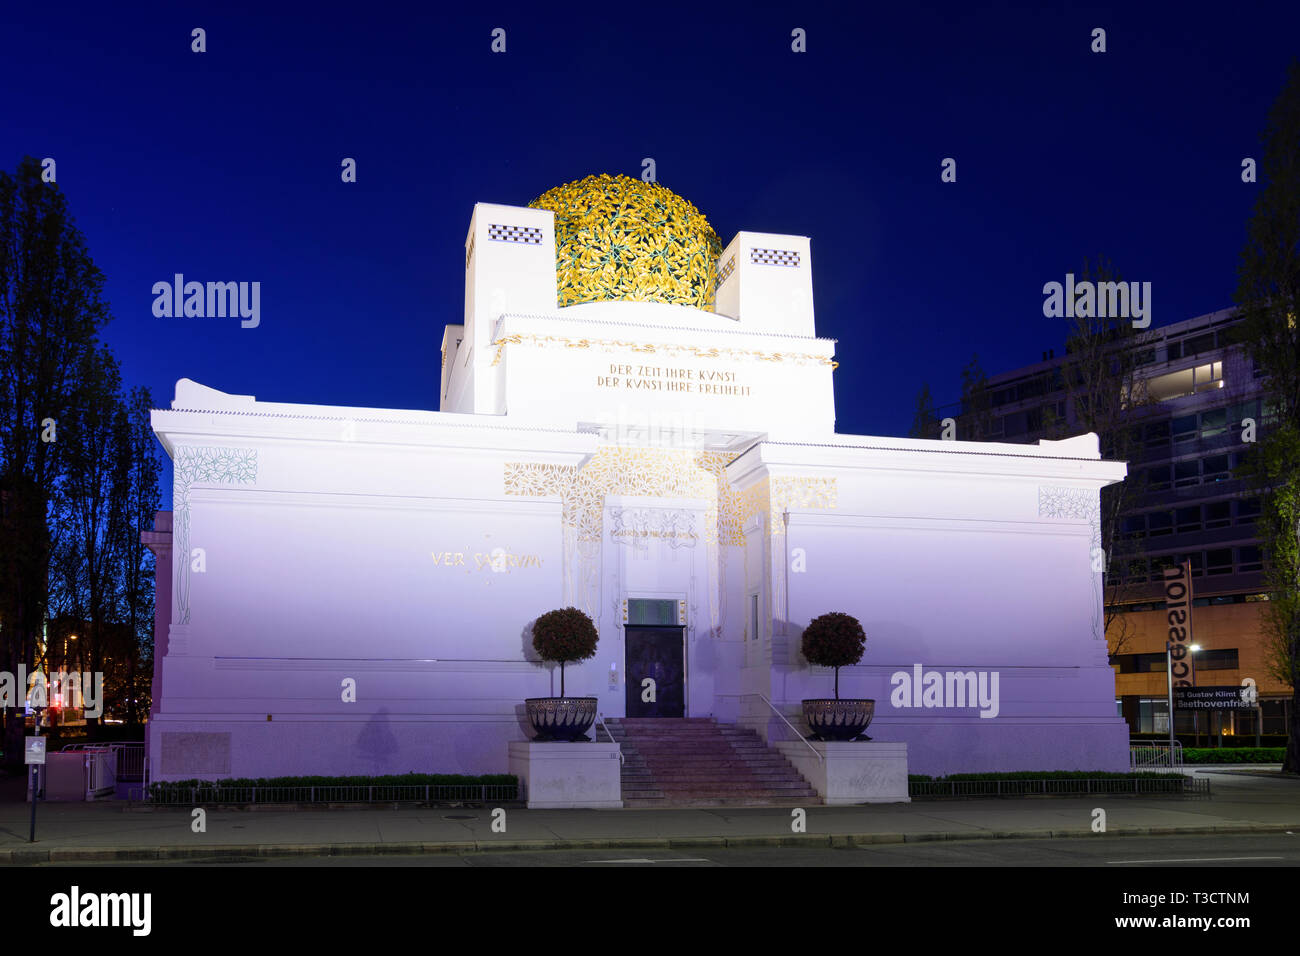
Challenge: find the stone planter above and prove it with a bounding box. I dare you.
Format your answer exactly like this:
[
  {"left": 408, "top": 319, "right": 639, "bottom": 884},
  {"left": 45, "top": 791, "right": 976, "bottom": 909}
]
[
  {"left": 802, "top": 698, "right": 874, "bottom": 741},
  {"left": 525, "top": 697, "right": 598, "bottom": 741}
]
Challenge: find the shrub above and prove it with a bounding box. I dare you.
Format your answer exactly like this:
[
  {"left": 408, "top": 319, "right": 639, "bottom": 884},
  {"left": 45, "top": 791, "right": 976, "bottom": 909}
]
[
  {"left": 801, "top": 612, "right": 866, "bottom": 699},
  {"left": 531, "top": 607, "right": 599, "bottom": 696},
  {"left": 1182, "top": 747, "right": 1286, "bottom": 764}
]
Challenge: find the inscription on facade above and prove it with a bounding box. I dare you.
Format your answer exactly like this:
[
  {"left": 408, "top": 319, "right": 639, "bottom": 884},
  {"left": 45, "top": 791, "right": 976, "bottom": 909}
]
[
  {"left": 595, "top": 364, "right": 752, "bottom": 397},
  {"left": 430, "top": 550, "right": 544, "bottom": 570}
]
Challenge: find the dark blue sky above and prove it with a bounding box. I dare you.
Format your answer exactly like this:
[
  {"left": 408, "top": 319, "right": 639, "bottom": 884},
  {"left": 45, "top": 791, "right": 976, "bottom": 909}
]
[{"left": 4, "top": 1, "right": 1298, "bottom": 465}]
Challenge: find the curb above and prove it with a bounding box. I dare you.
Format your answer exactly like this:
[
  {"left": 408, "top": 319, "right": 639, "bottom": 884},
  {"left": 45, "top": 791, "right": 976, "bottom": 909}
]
[{"left": 3, "top": 822, "right": 1296, "bottom": 863}]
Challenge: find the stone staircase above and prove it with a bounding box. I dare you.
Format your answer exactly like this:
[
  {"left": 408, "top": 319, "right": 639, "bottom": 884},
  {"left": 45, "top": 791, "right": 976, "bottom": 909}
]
[{"left": 602, "top": 717, "right": 820, "bottom": 807}]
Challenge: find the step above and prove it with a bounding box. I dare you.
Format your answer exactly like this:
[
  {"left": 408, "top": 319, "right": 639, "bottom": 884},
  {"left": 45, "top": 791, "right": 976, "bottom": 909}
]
[
  {"left": 637, "top": 764, "right": 806, "bottom": 780},
  {"left": 604, "top": 718, "right": 819, "bottom": 807}
]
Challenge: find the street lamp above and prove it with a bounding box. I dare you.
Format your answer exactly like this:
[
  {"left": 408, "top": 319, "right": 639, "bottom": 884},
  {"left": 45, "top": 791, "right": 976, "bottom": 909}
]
[
  {"left": 1189, "top": 644, "right": 1201, "bottom": 746},
  {"left": 1164, "top": 640, "right": 1176, "bottom": 754}
]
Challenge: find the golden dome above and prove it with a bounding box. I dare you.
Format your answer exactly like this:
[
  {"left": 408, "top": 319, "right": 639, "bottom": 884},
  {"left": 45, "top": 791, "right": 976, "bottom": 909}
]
[{"left": 529, "top": 173, "right": 723, "bottom": 311}]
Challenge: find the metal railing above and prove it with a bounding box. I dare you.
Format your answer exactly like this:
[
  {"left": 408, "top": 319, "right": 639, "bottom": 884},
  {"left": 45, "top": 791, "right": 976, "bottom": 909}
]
[
  {"left": 140, "top": 783, "right": 521, "bottom": 806},
  {"left": 1130, "top": 739, "right": 1184, "bottom": 769},
  {"left": 59, "top": 740, "right": 146, "bottom": 782},
  {"left": 910, "top": 776, "right": 1208, "bottom": 799},
  {"left": 725, "top": 693, "right": 823, "bottom": 764},
  {"left": 595, "top": 713, "right": 625, "bottom": 764}
]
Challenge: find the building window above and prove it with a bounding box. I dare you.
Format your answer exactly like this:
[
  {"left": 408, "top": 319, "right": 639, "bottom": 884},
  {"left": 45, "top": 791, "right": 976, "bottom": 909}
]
[
  {"left": 1200, "top": 408, "right": 1227, "bottom": 439},
  {"left": 1175, "top": 506, "right": 1202, "bottom": 533},
  {"left": 1206, "top": 549, "right": 1233, "bottom": 575},
  {"left": 1173, "top": 460, "right": 1199, "bottom": 487},
  {"left": 1204, "top": 501, "right": 1231, "bottom": 528},
  {"left": 1172, "top": 415, "right": 1197, "bottom": 443},
  {"left": 750, "top": 593, "right": 760, "bottom": 641},
  {"left": 1237, "top": 546, "right": 1263, "bottom": 573},
  {"left": 1148, "top": 511, "right": 1174, "bottom": 536},
  {"left": 1142, "top": 362, "right": 1225, "bottom": 403},
  {"left": 1236, "top": 498, "right": 1261, "bottom": 524},
  {"left": 1138, "top": 698, "right": 1170, "bottom": 734},
  {"left": 628, "top": 599, "right": 677, "bottom": 626},
  {"left": 1201, "top": 454, "right": 1230, "bottom": 482},
  {"left": 1197, "top": 648, "right": 1239, "bottom": 670},
  {"left": 1262, "top": 698, "right": 1290, "bottom": 735},
  {"left": 1143, "top": 465, "right": 1171, "bottom": 491},
  {"left": 1144, "top": 421, "right": 1171, "bottom": 448},
  {"left": 1230, "top": 400, "right": 1259, "bottom": 428}
]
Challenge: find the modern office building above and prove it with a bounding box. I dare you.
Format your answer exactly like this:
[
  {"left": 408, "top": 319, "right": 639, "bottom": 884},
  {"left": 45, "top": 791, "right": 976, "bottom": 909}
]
[
  {"left": 143, "top": 174, "right": 1130, "bottom": 784},
  {"left": 927, "top": 307, "right": 1290, "bottom": 741}
]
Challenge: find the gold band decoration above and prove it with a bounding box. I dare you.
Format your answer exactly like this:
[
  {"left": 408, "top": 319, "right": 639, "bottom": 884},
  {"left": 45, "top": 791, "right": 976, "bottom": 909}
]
[
  {"left": 489, "top": 332, "right": 836, "bottom": 369},
  {"left": 529, "top": 174, "right": 723, "bottom": 311}
]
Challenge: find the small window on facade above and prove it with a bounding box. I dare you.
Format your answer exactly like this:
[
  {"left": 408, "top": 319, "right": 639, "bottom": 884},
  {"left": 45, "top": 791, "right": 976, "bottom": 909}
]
[
  {"left": 1173, "top": 460, "right": 1199, "bottom": 487},
  {"left": 750, "top": 593, "right": 759, "bottom": 641},
  {"left": 1230, "top": 400, "right": 1257, "bottom": 426},
  {"left": 1206, "top": 549, "right": 1233, "bottom": 575},
  {"left": 1238, "top": 546, "right": 1262, "bottom": 572},
  {"left": 1143, "top": 465, "right": 1171, "bottom": 491},
  {"left": 628, "top": 599, "right": 677, "bottom": 626},
  {"left": 1175, "top": 507, "right": 1201, "bottom": 532},
  {"left": 1172, "top": 415, "right": 1197, "bottom": 442},
  {"left": 1200, "top": 408, "right": 1227, "bottom": 438},
  {"left": 1148, "top": 511, "right": 1174, "bottom": 536},
  {"left": 1237, "top": 498, "right": 1261, "bottom": 523},
  {"left": 1125, "top": 558, "right": 1149, "bottom": 583},
  {"left": 1144, "top": 421, "right": 1170, "bottom": 446},
  {"left": 1204, "top": 501, "right": 1231, "bottom": 528},
  {"left": 1201, "top": 455, "right": 1230, "bottom": 481}
]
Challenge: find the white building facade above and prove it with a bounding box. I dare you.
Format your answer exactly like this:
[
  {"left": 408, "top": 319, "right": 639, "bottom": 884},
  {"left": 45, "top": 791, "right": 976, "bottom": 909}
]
[{"left": 145, "top": 178, "right": 1130, "bottom": 782}]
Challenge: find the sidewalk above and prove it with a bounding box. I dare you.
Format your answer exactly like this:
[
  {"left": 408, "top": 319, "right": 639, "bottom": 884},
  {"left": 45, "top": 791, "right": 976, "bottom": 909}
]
[{"left": 1, "top": 767, "right": 1296, "bottom": 863}]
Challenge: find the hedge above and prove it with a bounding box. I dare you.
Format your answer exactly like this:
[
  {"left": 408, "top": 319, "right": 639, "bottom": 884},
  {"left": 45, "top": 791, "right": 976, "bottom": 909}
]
[
  {"left": 149, "top": 772, "right": 516, "bottom": 797},
  {"left": 908, "top": 770, "right": 1174, "bottom": 782},
  {"left": 1181, "top": 748, "right": 1285, "bottom": 764}
]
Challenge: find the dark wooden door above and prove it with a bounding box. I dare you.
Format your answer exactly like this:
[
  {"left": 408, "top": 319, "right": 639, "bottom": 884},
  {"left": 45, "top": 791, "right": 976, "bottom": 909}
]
[{"left": 625, "top": 626, "right": 685, "bottom": 717}]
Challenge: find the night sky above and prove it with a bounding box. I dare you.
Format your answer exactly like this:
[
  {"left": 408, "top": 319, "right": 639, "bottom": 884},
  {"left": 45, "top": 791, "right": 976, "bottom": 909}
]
[{"left": 4, "top": 1, "right": 1298, "bottom": 491}]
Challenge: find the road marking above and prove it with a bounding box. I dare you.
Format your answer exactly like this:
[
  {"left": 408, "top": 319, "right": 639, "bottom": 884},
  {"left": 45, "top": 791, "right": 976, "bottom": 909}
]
[
  {"left": 1106, "top": 856, "right": 1284, "bottom": 864},
  {"left": 585, "top": 858, "right": 711, "bottom": 864}
]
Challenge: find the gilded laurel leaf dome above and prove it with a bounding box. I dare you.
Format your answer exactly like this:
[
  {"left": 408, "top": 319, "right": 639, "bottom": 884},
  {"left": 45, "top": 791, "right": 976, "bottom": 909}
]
[{"left": 529, "top": 173, "right": 723, "bottom": 311}]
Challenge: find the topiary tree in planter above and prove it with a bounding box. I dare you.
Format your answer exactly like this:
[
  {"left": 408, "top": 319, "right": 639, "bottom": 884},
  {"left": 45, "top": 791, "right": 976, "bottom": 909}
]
[
  {"left": 801, "top": 611, "right": 866, "bottom": 698},
  {"left": 531, "top": 606, "right": 599, "bottom": 697},
  {"left": 526, "top": 607, "right": 601, "bottom": 741},
  {"left": 800, "top": 612, "right": 873, "bottom": 741}
]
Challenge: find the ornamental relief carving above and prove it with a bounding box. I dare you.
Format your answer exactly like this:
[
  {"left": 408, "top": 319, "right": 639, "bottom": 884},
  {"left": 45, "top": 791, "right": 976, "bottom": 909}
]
[{"left": 609, "top": 506, "right": 699, "bottom": 550}]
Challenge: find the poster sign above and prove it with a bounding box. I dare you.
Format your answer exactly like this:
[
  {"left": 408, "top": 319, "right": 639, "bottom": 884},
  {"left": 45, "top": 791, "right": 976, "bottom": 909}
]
[
  {"left": 24, "top": 736, "right": 46, "bottom": 765},
  {"left": 1175, "top": 686, "right": 1252, "bottom": 711},
  {"left": 1162, "top": 563, "right": 1194, "bottom": 688}
]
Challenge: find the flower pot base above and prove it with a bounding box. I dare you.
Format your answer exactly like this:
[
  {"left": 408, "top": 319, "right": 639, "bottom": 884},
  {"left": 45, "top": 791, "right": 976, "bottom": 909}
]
[
  {"left": 802, "top": 698, "right": 875, "bottom": 742},
  {"left": 525, "top": 697, "right": 598, "bottom": 742}
]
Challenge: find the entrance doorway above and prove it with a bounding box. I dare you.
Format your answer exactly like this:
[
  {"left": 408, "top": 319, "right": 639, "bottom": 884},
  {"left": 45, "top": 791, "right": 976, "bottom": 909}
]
[{"left": 625, "top": 627, "right": 685, "bottom": 718}]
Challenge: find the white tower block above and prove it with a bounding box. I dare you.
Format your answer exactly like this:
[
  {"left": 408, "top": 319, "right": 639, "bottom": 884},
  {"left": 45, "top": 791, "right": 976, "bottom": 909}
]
[
  {"left": 714, "top": 231, "right": 814, "bottom": 337},
  {"left": 449, "top": 202, "right": 557, "bottom": 414}
]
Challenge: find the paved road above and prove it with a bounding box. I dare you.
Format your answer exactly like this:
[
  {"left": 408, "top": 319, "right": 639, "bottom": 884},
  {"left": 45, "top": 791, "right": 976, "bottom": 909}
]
[{"left": 26, "top": 832, "right": 1297, "bottom": 866}]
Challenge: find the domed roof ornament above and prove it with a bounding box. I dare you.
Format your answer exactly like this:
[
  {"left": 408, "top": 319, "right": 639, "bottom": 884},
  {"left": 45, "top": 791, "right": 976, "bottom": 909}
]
[{"left": 529, "top": 173, "right": 723, "bottom": 311}]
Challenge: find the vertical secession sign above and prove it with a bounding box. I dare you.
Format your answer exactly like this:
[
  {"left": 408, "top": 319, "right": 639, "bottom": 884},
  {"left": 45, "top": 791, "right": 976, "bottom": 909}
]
[{"left": 1163, "top": 561, "right": 1195, "bottom": 742}]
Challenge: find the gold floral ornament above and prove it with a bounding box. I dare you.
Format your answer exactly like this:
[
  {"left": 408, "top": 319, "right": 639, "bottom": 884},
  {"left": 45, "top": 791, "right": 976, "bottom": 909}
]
[{"left": 529, "top": 173, "right": 723, "bottom": 311}]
